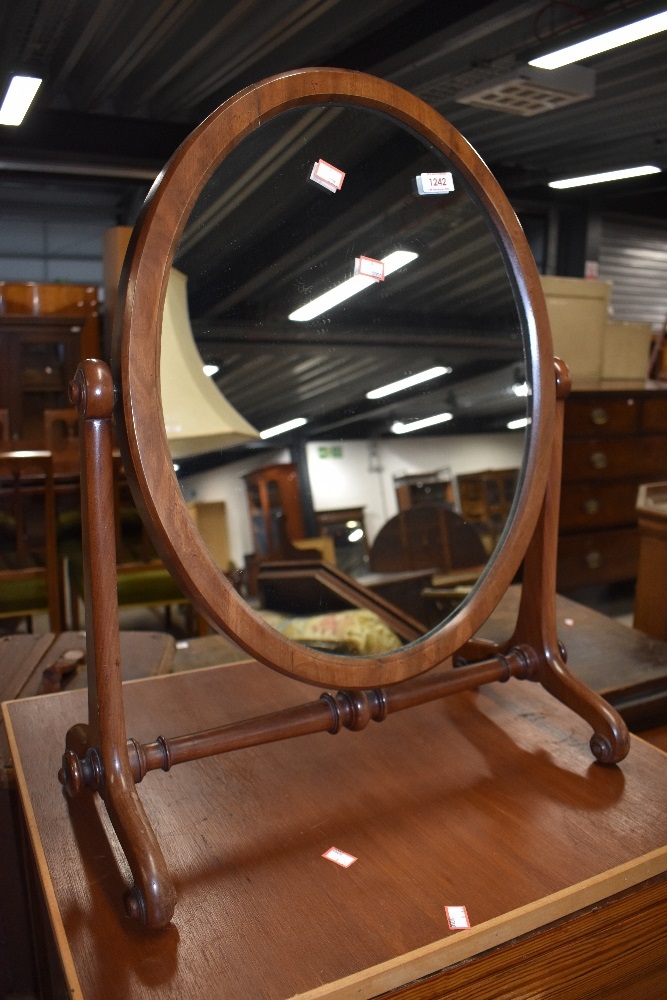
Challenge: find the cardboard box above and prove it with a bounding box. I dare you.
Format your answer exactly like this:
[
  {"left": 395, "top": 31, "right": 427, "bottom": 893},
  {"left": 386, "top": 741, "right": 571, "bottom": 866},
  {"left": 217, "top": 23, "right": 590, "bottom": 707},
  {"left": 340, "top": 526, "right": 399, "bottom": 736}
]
[
  {"left": 540, "top": 276, "right": 611, "bottom": 382},
  {"left": 601, "top": 320, "right": 653, "bottom": 380}
]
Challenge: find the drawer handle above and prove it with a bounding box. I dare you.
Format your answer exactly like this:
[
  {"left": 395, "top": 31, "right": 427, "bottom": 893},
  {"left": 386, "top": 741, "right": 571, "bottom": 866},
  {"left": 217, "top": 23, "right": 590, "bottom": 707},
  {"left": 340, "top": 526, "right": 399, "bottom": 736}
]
[
  {"left": 590, "top": 451, "right": 608, "bottom": 470},
  {"left": 585, "top": 551, "right": 602, "bottom": 569},
  {"left": 583, "top": 498, "right": 600, "bottom": 515},
  {"left": 591, "top": 407, "right": 609, "bottom": 426}
]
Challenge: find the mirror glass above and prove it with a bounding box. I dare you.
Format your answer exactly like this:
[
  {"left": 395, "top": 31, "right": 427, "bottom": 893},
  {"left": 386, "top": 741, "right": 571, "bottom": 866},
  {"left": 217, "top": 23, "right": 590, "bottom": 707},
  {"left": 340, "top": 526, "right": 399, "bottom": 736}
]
[{"left": 164, "top": 103, "right": 531, "bottom": 652}]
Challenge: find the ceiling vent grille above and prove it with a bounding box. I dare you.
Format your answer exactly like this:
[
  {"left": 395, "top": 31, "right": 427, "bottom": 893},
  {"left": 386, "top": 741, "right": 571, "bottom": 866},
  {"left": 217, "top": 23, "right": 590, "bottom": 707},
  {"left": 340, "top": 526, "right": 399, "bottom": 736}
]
[{"left": 455, "top": 64, "right": 595, "bottom": 117}]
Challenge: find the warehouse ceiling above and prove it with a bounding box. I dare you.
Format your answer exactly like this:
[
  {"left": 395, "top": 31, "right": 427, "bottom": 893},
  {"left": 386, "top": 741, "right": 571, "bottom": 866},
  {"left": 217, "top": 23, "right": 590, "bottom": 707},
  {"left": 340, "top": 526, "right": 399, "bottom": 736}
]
[
  {"left": 1, "top": 0, "right": 666, "bottom": 456},
  {"left": 1, "top": 0, "right": 665, "bottom": 208}
]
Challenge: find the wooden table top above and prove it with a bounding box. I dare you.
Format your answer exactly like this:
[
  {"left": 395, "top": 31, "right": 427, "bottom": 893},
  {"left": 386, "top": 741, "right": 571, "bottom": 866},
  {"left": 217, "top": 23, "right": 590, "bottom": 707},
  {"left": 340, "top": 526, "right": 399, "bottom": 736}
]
[
  {"left": 5, "top": 654, "right": 667, "bottom": 999},
  {"left": 481, "top": 588, "right": 667, "bottom": 722}
]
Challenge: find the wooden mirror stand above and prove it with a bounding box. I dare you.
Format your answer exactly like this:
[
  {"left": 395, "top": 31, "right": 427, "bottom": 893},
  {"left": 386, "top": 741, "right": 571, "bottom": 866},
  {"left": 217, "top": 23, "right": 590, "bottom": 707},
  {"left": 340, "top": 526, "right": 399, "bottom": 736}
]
[{"left": 57, "top": 70, "right": 629, "bottom": 930}]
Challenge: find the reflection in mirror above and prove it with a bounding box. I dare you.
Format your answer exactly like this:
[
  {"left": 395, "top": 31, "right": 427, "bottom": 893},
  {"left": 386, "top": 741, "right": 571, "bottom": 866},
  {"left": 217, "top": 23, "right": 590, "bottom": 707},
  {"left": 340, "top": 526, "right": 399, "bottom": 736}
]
[{"left": 162, "top": 104, "right": 531, "bottom": 651}]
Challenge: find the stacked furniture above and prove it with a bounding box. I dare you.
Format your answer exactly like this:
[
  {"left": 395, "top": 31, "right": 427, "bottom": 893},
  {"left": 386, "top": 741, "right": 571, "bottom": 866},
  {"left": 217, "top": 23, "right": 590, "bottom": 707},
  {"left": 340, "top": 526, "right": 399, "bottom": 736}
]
[{"left": 558, "top": 382, "right": 667, "bottom": 591}]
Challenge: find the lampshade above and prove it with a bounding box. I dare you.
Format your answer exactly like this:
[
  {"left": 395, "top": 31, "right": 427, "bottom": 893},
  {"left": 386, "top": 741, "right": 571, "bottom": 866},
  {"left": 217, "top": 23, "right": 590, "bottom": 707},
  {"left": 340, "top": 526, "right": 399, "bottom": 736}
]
[{"left": 160, "top": 269, "right": 259, "bottom": 458}]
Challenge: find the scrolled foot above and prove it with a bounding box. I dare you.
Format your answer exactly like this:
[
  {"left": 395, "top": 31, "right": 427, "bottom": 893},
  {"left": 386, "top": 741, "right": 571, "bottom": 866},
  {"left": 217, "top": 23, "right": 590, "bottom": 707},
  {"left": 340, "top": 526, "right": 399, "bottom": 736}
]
[
  {"left": 590, "top": 730, "right": 630, "bottom": 765},
  {"left": 123, "top": 879, "right": 175, "bottom": 928},
  {"left": 124, "top": 885, "right": 147, "bottom": 924},
  {"left": 59, "top": 747, "right": 103, "bottom": 797}
]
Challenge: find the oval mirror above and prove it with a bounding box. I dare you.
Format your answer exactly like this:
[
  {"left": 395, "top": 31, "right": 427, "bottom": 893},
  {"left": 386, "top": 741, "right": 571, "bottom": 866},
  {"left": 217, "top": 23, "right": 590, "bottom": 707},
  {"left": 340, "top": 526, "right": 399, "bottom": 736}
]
[{"left": 115, "top": 68, "right": 555, "bottom": 689}]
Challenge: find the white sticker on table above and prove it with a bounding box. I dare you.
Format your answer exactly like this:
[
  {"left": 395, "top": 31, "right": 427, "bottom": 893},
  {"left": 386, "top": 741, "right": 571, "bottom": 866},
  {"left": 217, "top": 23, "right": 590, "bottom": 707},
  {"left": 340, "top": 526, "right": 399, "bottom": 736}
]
[
  {"left": 322, "top": 846, "right": 358, "bottom": 868},
  {"left": 445, "top": 904, "right": 471, "bottom": 930}
]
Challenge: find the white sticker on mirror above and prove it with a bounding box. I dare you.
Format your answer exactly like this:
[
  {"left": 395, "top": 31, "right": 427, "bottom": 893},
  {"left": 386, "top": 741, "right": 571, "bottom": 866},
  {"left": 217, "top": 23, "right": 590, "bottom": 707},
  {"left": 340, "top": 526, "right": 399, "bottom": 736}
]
[
  {"left": 417, "top": 171, "right": 455, "bottom": 195},
  {"left": 354, "top": 255, "right": 385, "bottom": 281},
  {"left": 310, "top": 158, "right": 345, "bottom": 193}
]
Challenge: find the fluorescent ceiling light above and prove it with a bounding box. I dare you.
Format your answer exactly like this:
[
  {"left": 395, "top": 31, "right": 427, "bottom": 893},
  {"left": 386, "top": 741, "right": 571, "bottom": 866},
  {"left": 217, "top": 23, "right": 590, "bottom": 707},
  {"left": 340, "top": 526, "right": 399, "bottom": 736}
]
[
  {"left": 260, "top": 416, "right": 307, "bottom": 439},
  {"left": 289, "top": 250, "right": 418, "bottom": 322},
  {"left": 391, "top": 412, "right": 453, "bottom": 435},
  {"left": 366, "top": 365, "right": 451, "bottom": 400},
  {"left": 507, "top": 416, "right": 531, "bottom": 430},
  {"left": 529, "top": 11, "right": 667, "bottom": 69},
  {"left": 549, "top": 165, "right": 660, "bottom": 189},
  {"left": 203, "top": 363, "right": 219, "bottom": 377},
  {"left": 0, "top": 75, "right": 42, "bottom": 126}
]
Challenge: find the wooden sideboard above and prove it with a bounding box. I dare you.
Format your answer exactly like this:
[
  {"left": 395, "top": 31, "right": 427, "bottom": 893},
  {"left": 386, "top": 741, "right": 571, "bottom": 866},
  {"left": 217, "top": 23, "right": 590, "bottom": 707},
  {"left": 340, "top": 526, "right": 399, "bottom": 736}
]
[
  {"left": 557, "top": 381, "right": 667, "bottom": 591},
  {"left": 5, "top": 651, "right": 667, "bottom": 999}
]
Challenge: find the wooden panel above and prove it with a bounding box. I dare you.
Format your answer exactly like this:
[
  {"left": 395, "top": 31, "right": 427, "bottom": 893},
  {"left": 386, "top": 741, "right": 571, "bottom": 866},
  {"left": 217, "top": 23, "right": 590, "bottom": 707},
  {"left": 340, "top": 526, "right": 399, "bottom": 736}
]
[
  {"left": 634, "top": 511, "right": 667, "bottom": 641},
  {"left": 557, "top": 527, "right": 639, "bottom": 589},
  {"left": 563, "top": 395, "right": 640, "bottom": 437},
  {"left": 386, "top": 874, "right": 667, "bottom": 1000},
  {"left": 559, "top": 480, "right": 639, "bottom": 531},
  {"left": 187, "top": 500, "right": 230, "bottom": 570},
  {"left": 562, "top": 436, "right": 667, "bottom": 482},
  {"left": 6, "top": 663, "right": 667, "bottom": 999},
  {"left": 642, "top": 395, "right": 667, "bottom": 434}
]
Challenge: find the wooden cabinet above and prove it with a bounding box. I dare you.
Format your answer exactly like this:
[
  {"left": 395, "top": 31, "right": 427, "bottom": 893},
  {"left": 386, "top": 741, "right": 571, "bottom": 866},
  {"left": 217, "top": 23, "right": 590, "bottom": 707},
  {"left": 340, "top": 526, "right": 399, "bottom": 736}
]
[
  {"left": 394, "top": 472, "right": 455, "bottom": 511},
  {"left": 456, "top": 468, "right": 519, "bottom": 552},
  {"left": 0, "top": 315, "right": 84, "bottom": 442},
  {"left": 558, "top": 383, "right": 667, "bottom": 590},
  {"left": 0, "top": 282, "right": 100, "bottom": 444},
  {"left": 244, "top": 463, "right": 306, "bottom": 560}
]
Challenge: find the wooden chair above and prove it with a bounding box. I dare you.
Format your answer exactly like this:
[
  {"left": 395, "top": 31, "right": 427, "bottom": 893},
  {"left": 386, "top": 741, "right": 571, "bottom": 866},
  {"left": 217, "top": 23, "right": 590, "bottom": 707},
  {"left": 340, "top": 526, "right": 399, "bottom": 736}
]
[
  {"left": 43, "top": 408, "right": 79, "bottom": 451},
  {"left": 0, "top": 450, "right": 63, "bottom": 632},
  {"left": 68, "top": 455, "right": 200, "bottom": 633}
]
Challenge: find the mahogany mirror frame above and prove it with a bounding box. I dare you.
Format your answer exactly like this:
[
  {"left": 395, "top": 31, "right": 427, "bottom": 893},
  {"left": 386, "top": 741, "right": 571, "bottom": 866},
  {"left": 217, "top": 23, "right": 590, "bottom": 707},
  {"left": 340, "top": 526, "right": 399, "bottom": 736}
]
[
  {"left": 59, "top": 67, "right": 629, "bottom": 931},
  {"left": 114, "top": 67, "right": 556, "bottom": 690}
]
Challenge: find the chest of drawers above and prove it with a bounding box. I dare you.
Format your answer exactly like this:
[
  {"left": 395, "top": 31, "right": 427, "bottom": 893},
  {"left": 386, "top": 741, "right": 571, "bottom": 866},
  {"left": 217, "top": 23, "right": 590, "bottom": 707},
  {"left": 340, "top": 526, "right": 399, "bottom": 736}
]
[{"left": 557, "top": 383, "right": 667, "bottom": 591}]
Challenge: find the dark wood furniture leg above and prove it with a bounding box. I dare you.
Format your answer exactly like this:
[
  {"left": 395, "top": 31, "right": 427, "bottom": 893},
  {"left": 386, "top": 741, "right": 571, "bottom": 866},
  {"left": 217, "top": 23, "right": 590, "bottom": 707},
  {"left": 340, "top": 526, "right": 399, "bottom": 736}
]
[
  {"left": 60, "top": 360, "right": 176, "bottom": 927},
  {"left": 58, "top": 358, "right": 629, "bottom": 930},
  {"left": 458, "top": 360, "right": 629, "bottom": 764}
]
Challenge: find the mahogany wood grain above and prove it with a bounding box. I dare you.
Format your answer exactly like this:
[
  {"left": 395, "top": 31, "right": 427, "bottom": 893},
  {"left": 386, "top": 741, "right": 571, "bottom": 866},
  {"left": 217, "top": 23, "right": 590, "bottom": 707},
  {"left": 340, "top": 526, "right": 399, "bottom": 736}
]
[
  {"left": 562, "top": 435, "right": 667, "bottom": 482},
  {"left": 557, "top": 526, "right": 639, "bottom": 590},
  {"left": 69, "top": 360, "right": 176, "bottom": 927},
  {"left": 5, "top": 663, "right": 667, "bottom": 1000},
  {"left": 558, "top": 385, "right": 667, "bottom": 591},
  {"left": 60, "top": 68, "right": 630, "bottom": 927},
  {"left": 113, "top": 67, "right": 556, "bottom": 690}
]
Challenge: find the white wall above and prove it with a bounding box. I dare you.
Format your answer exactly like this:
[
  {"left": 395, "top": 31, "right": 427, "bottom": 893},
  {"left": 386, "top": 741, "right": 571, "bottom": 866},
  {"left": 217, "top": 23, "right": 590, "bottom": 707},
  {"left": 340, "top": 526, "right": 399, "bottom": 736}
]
[
  {"left": 180, "top": 447, "right": 290, "bottom": 568},
  {"left": 306, "top": 434, "right": 525, "bottom": 546},
  {"left": 180, "top": 433, "right": 525, "bottom": 567}
]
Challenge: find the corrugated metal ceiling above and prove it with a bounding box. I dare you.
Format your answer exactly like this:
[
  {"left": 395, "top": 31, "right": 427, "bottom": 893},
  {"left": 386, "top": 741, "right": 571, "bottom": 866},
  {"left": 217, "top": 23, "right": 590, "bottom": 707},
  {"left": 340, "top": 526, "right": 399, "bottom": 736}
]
[{"left": 0, "top": 0, "right": 665, "bottom": 447}]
